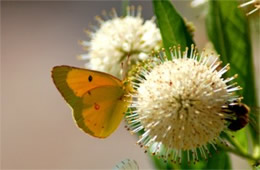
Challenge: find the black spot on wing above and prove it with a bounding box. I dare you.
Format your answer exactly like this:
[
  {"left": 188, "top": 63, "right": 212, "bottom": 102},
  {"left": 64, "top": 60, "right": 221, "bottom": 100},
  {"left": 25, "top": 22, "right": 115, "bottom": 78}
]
[{"left": 88, "top": 75, "right": 93, "bottom": 82}]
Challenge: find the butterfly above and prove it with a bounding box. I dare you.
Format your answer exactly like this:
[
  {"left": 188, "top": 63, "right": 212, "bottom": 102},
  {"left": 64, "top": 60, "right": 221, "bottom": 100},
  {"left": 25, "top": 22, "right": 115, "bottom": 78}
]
[{"left": 51, "top": 65, "right": 131, "bottom": 138}]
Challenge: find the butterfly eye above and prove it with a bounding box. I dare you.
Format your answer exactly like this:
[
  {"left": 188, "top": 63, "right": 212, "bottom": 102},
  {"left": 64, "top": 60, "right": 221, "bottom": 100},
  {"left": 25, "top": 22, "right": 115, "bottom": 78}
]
[{"left": 88, "top": 75, "right": 93, "bottom": 82}]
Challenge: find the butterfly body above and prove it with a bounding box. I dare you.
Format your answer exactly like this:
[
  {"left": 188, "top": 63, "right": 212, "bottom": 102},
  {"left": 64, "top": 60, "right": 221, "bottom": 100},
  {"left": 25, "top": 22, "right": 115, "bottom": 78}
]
[{"left": 52, "top": 66, "right": 130, "bottom": 138}]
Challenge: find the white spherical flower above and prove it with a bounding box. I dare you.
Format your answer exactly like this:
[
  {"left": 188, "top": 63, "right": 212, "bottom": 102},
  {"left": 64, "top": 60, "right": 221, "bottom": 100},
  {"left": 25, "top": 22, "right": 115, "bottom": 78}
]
[
  {"left": 79, "top": 6, "right": 162, "bottom": 77},
  {"left": 125, "top": 46, "right": 242, "bottom": 164}
]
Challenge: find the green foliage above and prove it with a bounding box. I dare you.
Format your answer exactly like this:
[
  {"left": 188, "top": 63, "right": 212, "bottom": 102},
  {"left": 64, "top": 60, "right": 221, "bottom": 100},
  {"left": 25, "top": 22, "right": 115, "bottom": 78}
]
[
  {"left": 206, "top": 0, "right": 259, "bottom": 160},
  {"left": 148, "top": 145, "right": 232, "bottom": 170},
  {"left": 206, "top": 0, "right": 257, "bottom": 108},
  {"left": 130, "top": 0, "right": 259, "bottom": 169},
  {"left": 152, "top": 0, "right": 194, "bottom": 58},
  {"left": 205, "top": 148, "right": 231, "bottom": 170},
  {"left": 149, "top": 155, "right": 174, "bottom": 170},
  {"left": 152, "top": 0, "right": 232, "bottom": 169}
]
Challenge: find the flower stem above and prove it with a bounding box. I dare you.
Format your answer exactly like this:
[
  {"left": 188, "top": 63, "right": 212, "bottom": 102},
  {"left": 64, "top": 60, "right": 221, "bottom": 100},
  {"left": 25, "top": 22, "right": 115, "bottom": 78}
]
[
  {"left": 221, "top": 133, "right": 260, "bottom": 163},
  {"left": 220, "top": 144, "right": 259, "bottom": 162},
  {"left": 122, "top": 0, "right": 129, "bottom": 17},
  {"left": 224, "top": 133, "right": 246, "bottom": 154}
]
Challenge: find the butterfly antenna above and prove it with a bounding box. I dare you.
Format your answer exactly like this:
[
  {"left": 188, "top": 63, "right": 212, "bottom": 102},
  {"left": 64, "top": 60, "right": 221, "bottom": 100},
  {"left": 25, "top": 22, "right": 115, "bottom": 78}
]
[
  {"left": 121, "top": 53, "right": 131, "bottom": 80},
  {"left": 120, "top": 62, "right": 124, "bottom": 79}
]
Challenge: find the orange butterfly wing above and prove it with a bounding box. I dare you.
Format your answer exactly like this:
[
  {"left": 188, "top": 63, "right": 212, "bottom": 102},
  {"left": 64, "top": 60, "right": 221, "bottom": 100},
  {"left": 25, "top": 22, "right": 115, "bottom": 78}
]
[{"left": 52, "top": 66, "right": 129, "bottom": 138}]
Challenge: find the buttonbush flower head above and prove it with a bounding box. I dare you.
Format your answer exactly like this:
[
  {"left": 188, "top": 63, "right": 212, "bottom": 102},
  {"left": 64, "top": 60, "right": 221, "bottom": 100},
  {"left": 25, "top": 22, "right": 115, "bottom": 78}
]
[
  {"left": 125, "top": 46, "right": 242, "bottom": 164},
  {"left": 191, "top": 0, "right": 260, "bottom": 16},
  {"left": 79, "top": 6, "right": 162, "bottom": 77},
  {"left": 239, "top": 0, "right": 260, "bottom": 15}
]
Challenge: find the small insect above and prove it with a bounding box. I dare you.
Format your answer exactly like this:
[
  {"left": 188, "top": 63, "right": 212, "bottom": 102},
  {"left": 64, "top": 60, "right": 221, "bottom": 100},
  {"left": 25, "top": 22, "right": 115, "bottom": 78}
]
[{"left": 223, "top": 102, "right": 250, "bottom": 131}]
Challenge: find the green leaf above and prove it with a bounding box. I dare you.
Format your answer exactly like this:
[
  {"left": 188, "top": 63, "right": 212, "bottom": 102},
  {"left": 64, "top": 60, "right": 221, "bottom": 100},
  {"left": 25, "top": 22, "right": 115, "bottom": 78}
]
[
  {"left": 204, "top": 147, "right": 232, "bottom": 169},
  {"left": 178, "top": 151, "right": 207, "bottom": 170},
  {"left": 148, "top": 146, "right": 205, "bottom": 170},
  {"left": 152, "top": 0, "right": 195, "bottom": 58},
  {"left": 206, "top": 0, "right": 259, "bottom": 150},
  {"left": 149, "top": 153, "right": 174, "bottom": 170}
]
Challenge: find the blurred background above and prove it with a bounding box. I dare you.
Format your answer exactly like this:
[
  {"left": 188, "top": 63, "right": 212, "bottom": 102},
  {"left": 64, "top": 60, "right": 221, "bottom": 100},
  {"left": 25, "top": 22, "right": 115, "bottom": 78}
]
[{"left": 1, "top": 0, "right": 259, "bottom": 169}]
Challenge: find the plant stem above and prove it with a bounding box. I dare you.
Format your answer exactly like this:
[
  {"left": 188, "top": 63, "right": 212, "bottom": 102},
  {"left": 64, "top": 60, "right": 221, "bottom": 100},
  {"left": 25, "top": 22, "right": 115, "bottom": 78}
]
[
  {"left": 224, "top": 133, "right": 246, "bottom": 153},
  {"left": 221, "top": 133, "right": 260, "bottom": 163},
  {"left": 220, "top": 144, "right": 259, "bottom": 162},
  {"left": 122, "top": 0, "right": 129, "bottom": 17}
]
